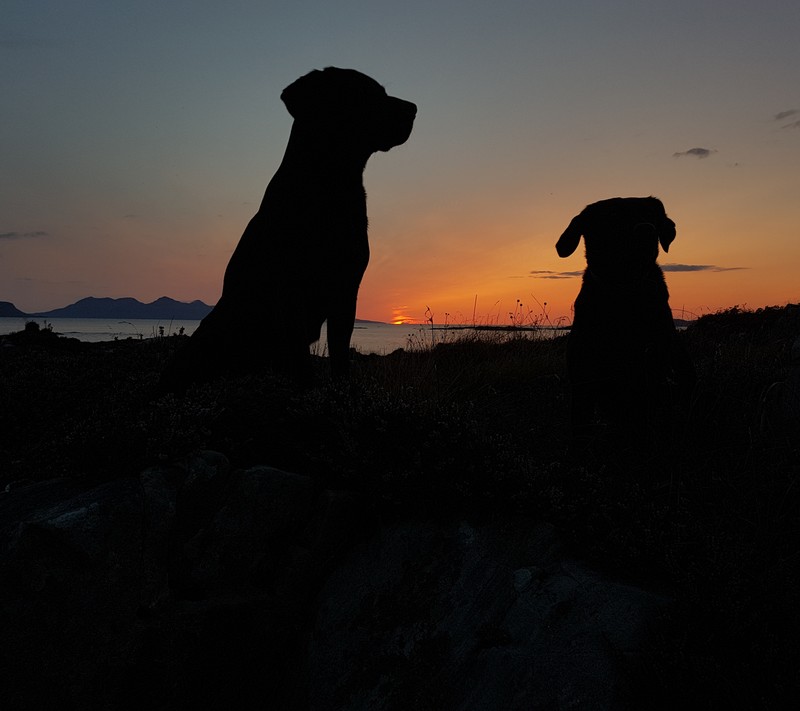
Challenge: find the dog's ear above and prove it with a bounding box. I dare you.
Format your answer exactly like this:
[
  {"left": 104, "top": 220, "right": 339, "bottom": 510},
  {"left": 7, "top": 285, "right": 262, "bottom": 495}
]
[
  {"left": 280, "top": 69, "right": 325, "bottom": 119},
  {"left": 556, "top": 214, "right": 584, "bottom": 258},
  {"left": 658, "top": 218, "right": 676, "bottom": 253}
]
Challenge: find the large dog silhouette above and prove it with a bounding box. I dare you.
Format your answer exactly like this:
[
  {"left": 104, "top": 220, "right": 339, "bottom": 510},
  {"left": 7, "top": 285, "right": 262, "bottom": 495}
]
[
  {"left": 160, "top": 67, "right": 416, "bottom": 393},
  {"left": 556, "top": 196, "right": 695, "bottom": 438}
]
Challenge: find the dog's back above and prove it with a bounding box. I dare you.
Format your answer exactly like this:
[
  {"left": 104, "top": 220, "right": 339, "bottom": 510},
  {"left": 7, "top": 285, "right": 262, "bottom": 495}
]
[{"left": 556, "top": 197, "right": 694, "bottom": 437}]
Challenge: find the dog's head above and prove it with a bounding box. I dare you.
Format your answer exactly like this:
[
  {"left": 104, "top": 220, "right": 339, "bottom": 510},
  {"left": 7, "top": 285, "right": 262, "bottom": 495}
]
[
  {"left": 556, "top": 197, "right": 675, "bottom": 272},
  {"left": 280, "top": 67, "right": 416, "bottom": 156}
]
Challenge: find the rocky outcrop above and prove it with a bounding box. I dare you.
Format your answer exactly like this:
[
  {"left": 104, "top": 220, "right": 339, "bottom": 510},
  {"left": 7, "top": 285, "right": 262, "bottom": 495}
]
[
  {"left": 310, "top": 521, "right": 671, "bottom": 710},
  {"left": 1, "top": 453, "right": 672, "bottom": 710}
]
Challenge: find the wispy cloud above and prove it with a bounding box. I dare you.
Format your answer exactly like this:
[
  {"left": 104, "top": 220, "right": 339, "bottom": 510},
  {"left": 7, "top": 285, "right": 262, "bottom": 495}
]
[
  {"left": 673, "top": 147, "right": 717, "bottom": 159},
  {"left": 775, "top": 109, "right": 798, "bottom": 121},
  {"left": 528, "top": 264, "right": 745, "bottom": 279},
  {"left": 773, "top": 109, "right": 800, "bottom": 130},
  {"left": 0, "top": 230, "right": 49, "bottom": 240},
  {"left": 661, "top": 263, "right": 746, "bottom": 273},
  {"left": 529, "top": 270, "right": 584, "bottom": 279}
]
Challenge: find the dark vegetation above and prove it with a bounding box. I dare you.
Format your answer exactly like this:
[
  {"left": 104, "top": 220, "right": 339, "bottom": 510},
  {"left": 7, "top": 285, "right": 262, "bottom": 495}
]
[{"left": 1, "top": 305, "right": 799, "bottom": 707}]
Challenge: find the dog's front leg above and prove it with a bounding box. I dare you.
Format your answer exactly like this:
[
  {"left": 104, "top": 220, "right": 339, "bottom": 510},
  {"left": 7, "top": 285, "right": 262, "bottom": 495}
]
[{"left": 327, "top": 289, "right": 359, "bottom": 378}]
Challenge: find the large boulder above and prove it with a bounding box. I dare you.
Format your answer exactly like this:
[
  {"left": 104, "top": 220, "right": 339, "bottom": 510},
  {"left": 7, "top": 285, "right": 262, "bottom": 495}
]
[
  {"left": 309, "top": 520, "right": 671, "bottom": 710},
  {"left": 0, "top": 453, "right": 367, "bottom": 709},
  {"left": 0, "top": 454, "right": 672, "bottom": 709},
  {"left": 0, "top": 473, "right": 174, "bottom": 709}
]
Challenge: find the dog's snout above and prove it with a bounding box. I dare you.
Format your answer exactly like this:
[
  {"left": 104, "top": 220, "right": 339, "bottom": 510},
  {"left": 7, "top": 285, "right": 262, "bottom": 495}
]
[
  {"left": 372, "top": 96, "right": 416, "bottom": 152},
  {"left": 390, "top": 96, "right": 417, "bottom": 119}
]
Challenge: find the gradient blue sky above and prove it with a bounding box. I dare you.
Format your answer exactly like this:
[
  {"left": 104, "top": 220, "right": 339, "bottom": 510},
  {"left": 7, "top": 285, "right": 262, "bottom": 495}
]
[{"left": 2, "top": 0, "right": 798, "bottom": 323}]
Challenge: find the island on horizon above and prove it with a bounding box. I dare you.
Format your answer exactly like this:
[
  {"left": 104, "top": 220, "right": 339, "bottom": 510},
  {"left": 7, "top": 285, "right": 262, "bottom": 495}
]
[
  {"left": 0, "top": 296, "right": 214, "bottom": 321},
  {"left": 0, "top": 296, "right": 390, "bottom": 324}
]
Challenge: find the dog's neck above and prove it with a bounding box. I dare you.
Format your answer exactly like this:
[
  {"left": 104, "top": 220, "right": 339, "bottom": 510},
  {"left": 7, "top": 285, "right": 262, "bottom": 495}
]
[
  {"left": 583, "top": 263, "right": 667, "bottom": 298},
  {"left": 278, "top": 122, "right": 372, "bottom": 178}
]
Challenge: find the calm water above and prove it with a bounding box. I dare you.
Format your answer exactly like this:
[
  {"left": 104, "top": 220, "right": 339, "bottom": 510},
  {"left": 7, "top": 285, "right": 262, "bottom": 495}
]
[{"left": 0, "top": 317, "right": 434, "bottom": 355}]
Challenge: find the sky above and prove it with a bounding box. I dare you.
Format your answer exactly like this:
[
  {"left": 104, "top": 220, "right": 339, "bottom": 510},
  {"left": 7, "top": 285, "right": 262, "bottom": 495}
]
[{"left": 2, "top": 0, "right": 798, "bottom": 324}]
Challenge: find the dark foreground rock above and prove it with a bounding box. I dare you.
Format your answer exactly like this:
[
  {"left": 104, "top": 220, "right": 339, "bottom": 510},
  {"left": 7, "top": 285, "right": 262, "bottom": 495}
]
[
  {"left": 1, "top": 452, "right": 671, "bottom": 710},
  {"left": 310, "top": 520, "right": 671, "bottom": 711}
]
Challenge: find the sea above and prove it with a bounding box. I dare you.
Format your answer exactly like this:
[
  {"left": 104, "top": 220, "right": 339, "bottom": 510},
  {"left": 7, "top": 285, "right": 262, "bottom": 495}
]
[
  {"left": 0, "top": 317, "right": 439, "bottom": 355},
  {"left": 0, "top": 317, "right": 566, "bottom": 355}
]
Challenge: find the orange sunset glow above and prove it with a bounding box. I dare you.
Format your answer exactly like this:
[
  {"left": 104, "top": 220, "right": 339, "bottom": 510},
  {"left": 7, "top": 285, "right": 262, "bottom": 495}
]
[{"left": 2, "top": 2, "right": 798, "bottom": 325}]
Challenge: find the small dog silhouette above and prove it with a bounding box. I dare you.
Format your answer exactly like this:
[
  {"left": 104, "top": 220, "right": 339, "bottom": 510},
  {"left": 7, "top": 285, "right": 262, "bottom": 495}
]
[
  {"left": 160, "top": 68, "right": 416, "bottom": 393},
  {"left": 556, "top": 196, "right": 694, "bottom": 438}
]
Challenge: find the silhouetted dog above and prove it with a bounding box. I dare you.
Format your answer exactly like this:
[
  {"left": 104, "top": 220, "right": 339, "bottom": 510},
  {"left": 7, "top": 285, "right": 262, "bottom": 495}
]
[
  {"left": 160, "top": 68, "right": 416, "bottom": 393},
  {"left": 556, "top": 197, "right": 695, "bottom": 438}
]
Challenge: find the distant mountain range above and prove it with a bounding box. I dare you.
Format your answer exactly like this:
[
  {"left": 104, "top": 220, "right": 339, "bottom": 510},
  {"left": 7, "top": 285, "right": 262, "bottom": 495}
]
[
  {"left": 0, "top": 297, "right": 387, "bottom": 324},
  {"left": 0, "top": 297, "right": 214, "bottom": 320}
]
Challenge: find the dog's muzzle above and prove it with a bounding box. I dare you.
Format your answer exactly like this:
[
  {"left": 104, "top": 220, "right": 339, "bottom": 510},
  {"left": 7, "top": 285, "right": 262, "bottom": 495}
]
[{"left": 378, "top": 97, "right": 417, "bottom": 151}]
